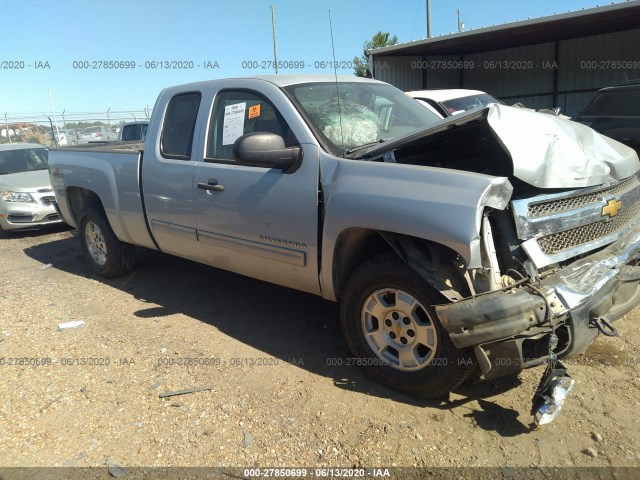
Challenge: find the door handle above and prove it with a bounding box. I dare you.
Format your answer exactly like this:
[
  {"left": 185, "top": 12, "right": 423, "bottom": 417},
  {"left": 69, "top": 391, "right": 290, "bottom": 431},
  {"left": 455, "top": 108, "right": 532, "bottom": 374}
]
[{"left": 197, "top": 179, "right": 225, "bottom": 192}]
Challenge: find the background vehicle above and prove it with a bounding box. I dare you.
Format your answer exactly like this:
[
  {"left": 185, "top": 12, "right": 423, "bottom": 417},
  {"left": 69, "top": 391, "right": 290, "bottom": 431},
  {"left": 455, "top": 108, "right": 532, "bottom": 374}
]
[
  {"left": 0, "top": 143, "right": 61, "bottom": 237},
  {"left": 408, "top": 89, "right": 565, "bottom": 119},
  {"left": 117, "top": 121, "right": 149, "bottom": 142},
  {"left": 48, "top": 76, "right": 640, "bottom": 422},
  {"left": 78, "top": 126, "right": 116, "bottom": 144},
  {"left": 573, "top": 80, "right": 640, "bottom": 155},
  {"left": 406, "top": 89, "right": 502, "bottom": 117},
  {"left": 57, "top": 129, "right": 79, "bottom": 146}
]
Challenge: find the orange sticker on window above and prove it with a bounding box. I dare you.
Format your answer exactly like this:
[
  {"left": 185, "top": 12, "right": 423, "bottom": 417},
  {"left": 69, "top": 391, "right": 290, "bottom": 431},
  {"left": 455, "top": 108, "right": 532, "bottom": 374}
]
[{"left": 248, "top": 104, "right": 261, "bottom": 119}]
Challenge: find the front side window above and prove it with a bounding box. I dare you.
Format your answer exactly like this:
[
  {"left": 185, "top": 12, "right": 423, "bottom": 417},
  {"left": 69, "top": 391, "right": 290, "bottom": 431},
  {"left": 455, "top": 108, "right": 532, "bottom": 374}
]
[
  {"left": 206, "top": 90, "right": 296, "bottom": 161},
  {"left": 161, "top": 92, "right": 201, "bottom": 159}
]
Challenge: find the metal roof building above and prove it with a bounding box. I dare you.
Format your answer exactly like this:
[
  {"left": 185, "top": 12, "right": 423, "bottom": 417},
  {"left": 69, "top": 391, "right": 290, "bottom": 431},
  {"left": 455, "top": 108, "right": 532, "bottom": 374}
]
[{"left": 368, "top": 1, "right": 640, "bottom": 116}]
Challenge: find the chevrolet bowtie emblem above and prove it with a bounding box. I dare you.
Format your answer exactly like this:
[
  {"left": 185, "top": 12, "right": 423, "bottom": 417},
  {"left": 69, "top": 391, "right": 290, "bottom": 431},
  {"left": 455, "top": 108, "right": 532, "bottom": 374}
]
[{"left": 602, "top": 199, "right": 622, "bottom": 218}]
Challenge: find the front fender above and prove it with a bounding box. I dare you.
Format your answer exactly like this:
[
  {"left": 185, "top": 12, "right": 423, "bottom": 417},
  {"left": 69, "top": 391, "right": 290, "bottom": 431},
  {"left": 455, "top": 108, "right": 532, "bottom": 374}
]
[{"left": 319, "top": 155, "right": 512, "bottom": 301}]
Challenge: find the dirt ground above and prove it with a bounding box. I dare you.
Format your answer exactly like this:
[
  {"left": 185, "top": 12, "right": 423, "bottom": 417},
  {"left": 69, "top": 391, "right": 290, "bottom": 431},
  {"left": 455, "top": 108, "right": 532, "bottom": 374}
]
[{"left": 1, "top": 226, "right": 640, "bottom": 477}]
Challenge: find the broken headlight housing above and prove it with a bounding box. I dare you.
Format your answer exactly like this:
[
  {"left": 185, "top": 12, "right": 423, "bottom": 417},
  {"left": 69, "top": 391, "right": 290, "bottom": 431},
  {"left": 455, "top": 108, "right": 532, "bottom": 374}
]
[{"left": 531, "top": 363, "right": 575, "bottom": 426}]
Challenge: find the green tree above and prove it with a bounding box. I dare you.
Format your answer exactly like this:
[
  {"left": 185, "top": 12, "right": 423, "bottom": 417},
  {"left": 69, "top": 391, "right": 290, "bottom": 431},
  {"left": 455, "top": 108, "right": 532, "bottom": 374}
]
[{"left": 353, "top": 31, "right": 398, "bottom": 77}]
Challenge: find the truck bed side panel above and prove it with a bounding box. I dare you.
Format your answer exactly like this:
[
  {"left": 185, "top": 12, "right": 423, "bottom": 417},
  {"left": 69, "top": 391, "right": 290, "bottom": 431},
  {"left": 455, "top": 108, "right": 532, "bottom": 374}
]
[{"left": 49, "top": 148, "right": 157, "bottom": 249}]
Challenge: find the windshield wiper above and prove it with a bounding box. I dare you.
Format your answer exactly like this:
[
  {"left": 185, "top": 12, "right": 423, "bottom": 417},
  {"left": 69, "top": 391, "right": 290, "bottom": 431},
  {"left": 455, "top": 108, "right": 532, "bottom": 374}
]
[{"left": 344, "top": 139, "right": 385, "bottom": 158}]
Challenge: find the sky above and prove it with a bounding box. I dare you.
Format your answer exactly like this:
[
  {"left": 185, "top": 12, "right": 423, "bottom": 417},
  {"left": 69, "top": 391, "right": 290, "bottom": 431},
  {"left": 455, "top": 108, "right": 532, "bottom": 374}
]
[{"left": 0, "top": 0, "right": 631, "bottom": 115}]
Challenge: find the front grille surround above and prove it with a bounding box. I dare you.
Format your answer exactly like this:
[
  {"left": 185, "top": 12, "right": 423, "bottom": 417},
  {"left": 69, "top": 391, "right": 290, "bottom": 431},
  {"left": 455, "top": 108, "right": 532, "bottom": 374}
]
[
  {"left": 512, "top": 173, "right": 640, "bottom": 268},
  {"left": 528, "top": 175, "right": 639, "bottom": 218},
  {"left": 537, "top": 204, "right": 639, "bottom": 255}
]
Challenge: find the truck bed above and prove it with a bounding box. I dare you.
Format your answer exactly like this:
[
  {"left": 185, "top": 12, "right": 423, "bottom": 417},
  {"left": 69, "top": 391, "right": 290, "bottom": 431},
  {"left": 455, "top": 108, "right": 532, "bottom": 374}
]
[{"left": 48, "top": 144, "right": 156, "bottom": 250}]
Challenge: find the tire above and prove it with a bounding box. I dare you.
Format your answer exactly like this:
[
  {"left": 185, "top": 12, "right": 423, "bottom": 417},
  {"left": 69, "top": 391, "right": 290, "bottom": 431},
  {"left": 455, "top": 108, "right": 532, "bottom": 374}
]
[
  {"left": 79, "top": 207, "right": 136, "bottom": 278},
  {"left": 340, "top": 253, "right": 474, "bottom": 398},
  {"left": 0, "top": 225, "right": 8, "bottom": 239}
]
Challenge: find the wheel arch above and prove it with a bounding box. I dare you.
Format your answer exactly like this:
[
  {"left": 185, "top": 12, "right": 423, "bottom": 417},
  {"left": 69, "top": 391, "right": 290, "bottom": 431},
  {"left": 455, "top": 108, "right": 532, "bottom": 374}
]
[
  {"left": 330, "top": 228, "right": 471, "bottom": 304},
  {"left": 66, "top": 187, "right": 103, "bottom": 225}
]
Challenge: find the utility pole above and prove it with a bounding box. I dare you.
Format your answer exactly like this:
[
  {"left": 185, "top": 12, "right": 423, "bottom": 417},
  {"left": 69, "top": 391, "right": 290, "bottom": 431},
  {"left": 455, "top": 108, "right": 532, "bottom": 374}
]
[
  {"left": 48, "top": 89, "right": 60, "bottom": 144},
  {"left": 457, "top": 9, "right": 465, "bottom": 32},
  {"left": 4, "top": 113, "right": 12, "bottom": 144},
  {"left": 426, "top": 0, "right": 431, "bottom": 38},
  {"left": 271, "top": 4, "right": 278, "bottom": 74}
]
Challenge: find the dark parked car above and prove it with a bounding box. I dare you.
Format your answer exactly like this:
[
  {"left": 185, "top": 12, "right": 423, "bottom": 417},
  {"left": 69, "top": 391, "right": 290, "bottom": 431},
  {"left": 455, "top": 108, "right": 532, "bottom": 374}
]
[{"left": 573, "top": 80, "right": 640, "bottom": 155}]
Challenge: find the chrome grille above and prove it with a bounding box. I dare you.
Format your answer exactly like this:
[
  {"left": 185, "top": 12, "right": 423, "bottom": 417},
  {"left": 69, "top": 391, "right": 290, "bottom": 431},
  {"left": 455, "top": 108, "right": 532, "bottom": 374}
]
[
  {"left": 40, "top": 196, "right": 56, "bottom": 206},
  {"left": 512, "top": 173, "right": 640, "bottom": 268},
  {"left": 538, "top": 203, "right": 640, "bottom": 254},
  {"left": 528, "top": 175, "right": 639, "bottom": 218}
]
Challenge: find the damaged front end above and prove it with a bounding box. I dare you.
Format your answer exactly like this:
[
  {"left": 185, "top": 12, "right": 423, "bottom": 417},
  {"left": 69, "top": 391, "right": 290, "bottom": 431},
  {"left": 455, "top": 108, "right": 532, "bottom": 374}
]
[
  {"left": 435, "top": 178, "right": 640, "bottom": 425},
  {"left": 363, "top": 104, "right": 640, "bottom": 425},
  {"left": 436, "top": 222, "right": 640, "bottom": 374}
]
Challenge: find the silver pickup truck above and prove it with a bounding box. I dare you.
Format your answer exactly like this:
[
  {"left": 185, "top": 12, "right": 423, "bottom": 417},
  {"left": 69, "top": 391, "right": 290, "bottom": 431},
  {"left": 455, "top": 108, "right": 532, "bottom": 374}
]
[{"left": 49, "top": 75, "right": 640, "bottom": 424}]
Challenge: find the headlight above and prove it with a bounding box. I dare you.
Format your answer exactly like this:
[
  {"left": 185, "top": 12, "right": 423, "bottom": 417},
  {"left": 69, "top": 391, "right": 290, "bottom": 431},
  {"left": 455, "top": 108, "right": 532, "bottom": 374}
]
[
  {"left": 534, "top": 401, "right": 563, "bottom": 426},
  {"left": 550, "top": 376, "right": 575, "bottom": 403},
  {"left": 1, "top": 191, "right": 36, "bottom": 203},
  {"left": 533, "top": 373, "right": 575, "bottom": 426}
]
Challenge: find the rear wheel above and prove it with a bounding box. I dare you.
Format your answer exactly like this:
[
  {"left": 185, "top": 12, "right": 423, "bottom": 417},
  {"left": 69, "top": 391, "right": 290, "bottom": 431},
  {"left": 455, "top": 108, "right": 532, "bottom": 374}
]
[
  {"left": 340, "top": 254, "right": 474, "bottom": 398},
  {"left": 79, "top": 207, "right": 135, "bottom": 278}
]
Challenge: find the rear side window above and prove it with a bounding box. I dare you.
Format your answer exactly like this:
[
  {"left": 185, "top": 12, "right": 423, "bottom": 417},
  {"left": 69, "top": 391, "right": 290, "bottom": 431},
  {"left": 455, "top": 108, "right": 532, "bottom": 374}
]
[
  {"left": 582, "top": 89, "right": 640, "bottom": 117},
  {"left": 161, "top": 92, "right": 201, "bottom": 159}
]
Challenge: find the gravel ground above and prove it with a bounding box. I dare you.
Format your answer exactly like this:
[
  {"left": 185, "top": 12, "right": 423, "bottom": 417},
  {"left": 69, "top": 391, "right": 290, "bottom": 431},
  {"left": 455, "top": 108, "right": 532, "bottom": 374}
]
[{"left": 1, "top": 226, "right": 640, "bottom": 477}]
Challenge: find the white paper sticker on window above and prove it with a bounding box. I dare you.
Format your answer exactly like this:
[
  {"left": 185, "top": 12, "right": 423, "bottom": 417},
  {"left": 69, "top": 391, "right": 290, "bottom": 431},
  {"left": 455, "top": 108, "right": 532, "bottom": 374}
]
[{"left": 222, "top": 102, "right": 247, "bottom": 145}]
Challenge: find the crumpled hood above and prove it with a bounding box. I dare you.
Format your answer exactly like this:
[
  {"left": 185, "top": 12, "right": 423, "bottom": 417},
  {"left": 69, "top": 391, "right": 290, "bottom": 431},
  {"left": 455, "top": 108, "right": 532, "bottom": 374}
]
[
  {"left": 485, "top": 104, "right": 639, "bottom": 188},
  {"left": 363, "top": 104, "right": 640, "bottom": 189}
]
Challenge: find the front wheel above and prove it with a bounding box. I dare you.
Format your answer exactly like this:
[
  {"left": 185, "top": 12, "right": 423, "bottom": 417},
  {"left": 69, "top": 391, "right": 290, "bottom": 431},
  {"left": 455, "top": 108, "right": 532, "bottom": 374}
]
[
  {"left": 79, "top": 207, "right": 135, "bottom": 278},
  {"left": 340, "top": 254, "right": 474, "bottom": 398}
]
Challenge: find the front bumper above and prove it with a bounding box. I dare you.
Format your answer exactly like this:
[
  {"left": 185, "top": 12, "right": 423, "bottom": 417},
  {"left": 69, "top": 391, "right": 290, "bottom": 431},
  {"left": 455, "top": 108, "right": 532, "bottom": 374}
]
[
  {"left": 436, "top": 223, "right": 640, "bottom": 379},
  {"left": 0, "top": 201, "right": 62, "bottom": 231}
]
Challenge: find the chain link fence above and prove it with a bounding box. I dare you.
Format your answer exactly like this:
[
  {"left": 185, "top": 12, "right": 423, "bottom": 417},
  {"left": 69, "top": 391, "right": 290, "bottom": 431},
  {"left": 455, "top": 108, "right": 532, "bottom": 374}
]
[{"left": 1, "top": 109, "right": 151, "bottom": 147}]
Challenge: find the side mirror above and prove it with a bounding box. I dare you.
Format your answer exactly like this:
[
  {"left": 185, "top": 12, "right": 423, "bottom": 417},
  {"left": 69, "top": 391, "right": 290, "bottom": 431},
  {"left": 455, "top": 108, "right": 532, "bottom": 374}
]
[{"left": 233, "top": 132, "right": 302, "bottom": 173}]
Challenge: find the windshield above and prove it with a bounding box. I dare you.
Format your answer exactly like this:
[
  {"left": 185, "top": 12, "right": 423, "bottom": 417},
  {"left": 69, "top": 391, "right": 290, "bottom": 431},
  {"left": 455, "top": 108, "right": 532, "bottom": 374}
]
[
  {"left": 442, "top": 94, "right": 502, "bottom": 115},
  {"left": 0, "top": 148, "right": 48, "bottom": 175},
  {"left": 284, "top": 82, "right": 441, "bottom": 156}
]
